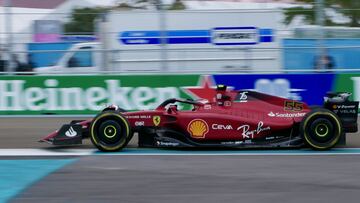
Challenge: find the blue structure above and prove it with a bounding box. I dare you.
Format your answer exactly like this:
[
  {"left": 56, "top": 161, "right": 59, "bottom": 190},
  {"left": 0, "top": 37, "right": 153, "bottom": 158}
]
[
  {"left": 28, "top": 42, "right": 75, "bottom": 68},
  {"left": 27, "top": 35, "right": 97, "bottom": 68},
  {"left": 119, "top": 28, "right": 274, "bottom": 45},
  {"left": 283, "top": 39, "right": 360, "bottom": 70}
]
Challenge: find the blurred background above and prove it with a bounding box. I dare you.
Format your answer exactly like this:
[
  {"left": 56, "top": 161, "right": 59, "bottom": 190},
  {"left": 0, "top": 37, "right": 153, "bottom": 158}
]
[{"left": 0, "top": 0, "right": 359, "bottom": 115}]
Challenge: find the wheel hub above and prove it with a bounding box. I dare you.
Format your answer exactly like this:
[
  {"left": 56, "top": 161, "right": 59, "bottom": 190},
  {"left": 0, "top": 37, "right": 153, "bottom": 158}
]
[
  {"left": 315, "top": 123, "right": 329, "bottom": 137},
  {"left": 104, "top": 125, "right": 117, "bottom": 138}
]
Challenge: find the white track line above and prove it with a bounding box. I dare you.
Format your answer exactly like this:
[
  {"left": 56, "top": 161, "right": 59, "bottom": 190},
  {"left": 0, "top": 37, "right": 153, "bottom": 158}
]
[
  {"left": 0, "top": 148, "right": 360, "bottom": 156},
  {"left": 0, "top": 149, "right": 94, "bottom": 156}
]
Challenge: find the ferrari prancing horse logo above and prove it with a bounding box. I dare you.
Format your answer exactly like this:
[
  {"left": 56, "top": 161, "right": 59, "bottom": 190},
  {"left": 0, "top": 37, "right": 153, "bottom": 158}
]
[{"left": 153, "top": 116, "right": 161, "bottom": 126}]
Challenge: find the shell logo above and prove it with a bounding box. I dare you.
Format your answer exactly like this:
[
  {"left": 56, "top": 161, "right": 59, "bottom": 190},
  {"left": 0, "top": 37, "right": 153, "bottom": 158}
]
[{"left": 187, "top": 119, "right": 209, "bottom": 138}]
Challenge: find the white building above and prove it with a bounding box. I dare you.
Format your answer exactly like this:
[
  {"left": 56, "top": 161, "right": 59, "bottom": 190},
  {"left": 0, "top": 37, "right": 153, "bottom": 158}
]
[{"left": 0, "top": 0, "right": 300, "bottom": 63}]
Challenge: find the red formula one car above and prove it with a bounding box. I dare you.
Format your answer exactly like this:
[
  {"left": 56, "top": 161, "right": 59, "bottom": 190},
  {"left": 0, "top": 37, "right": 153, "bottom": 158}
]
[{"left": 40, "top": 85, "right": 359, "bottom": 151}]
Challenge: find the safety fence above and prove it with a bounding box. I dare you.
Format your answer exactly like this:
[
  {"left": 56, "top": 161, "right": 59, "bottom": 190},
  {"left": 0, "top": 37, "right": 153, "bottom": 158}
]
[{"left": 1, "top": 8, "right": 360, "bottom": 73}]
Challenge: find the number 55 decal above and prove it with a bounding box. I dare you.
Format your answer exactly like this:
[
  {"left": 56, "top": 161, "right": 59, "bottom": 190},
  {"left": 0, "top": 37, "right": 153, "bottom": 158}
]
[{"left": 284, "top": 101, "right": 303, "bottom": 111}]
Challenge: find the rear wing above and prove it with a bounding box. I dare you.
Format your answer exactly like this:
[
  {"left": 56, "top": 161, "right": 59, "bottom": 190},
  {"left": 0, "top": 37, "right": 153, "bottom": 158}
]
[{"left": 324, "top": 92, "right": 359, "bottom": 133}]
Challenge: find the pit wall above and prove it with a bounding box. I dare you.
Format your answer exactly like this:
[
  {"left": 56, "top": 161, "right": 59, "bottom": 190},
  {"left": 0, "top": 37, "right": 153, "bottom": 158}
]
[{"left": 0, "top": 73, "right": 358, "bottom": 115}]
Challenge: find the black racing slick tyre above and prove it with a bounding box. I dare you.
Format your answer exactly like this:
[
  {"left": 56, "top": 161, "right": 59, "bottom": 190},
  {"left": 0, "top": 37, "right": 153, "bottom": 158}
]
[
  {"left": 300, "top": 108, "right": 343, "bottom": 150},
  {"left": 90, "top": 111, "right": 131, "bottom": 152}
]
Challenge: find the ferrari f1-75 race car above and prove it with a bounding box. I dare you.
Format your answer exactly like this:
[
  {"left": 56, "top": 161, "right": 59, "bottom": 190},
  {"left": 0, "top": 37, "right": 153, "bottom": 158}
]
[{"left": 40, "top": 85, "right": 359, "bottom": 151}]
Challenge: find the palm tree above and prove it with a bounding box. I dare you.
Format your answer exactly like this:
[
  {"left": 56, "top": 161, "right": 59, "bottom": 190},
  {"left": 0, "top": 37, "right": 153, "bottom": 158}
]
[{"left": 283, "top": 0, "right": 360, "bottom": 27}]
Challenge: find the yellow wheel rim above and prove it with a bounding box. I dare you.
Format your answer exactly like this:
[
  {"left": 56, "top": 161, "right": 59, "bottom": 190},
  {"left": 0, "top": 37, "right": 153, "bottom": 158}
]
[
  {"left": 90, "top": 113, "right": 130, "bottom": 151},
  {"left": 104, "top": 125, "right": 117, "bottom": 139}
]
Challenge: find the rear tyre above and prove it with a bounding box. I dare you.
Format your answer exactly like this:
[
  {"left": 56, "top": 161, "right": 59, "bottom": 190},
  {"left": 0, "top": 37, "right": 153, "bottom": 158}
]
[
  {"left": 300, "top": 108, "right": 343, "bottom": 150},
  {"left": 90, "top": 111, "right": 131, "bottom": 152}
]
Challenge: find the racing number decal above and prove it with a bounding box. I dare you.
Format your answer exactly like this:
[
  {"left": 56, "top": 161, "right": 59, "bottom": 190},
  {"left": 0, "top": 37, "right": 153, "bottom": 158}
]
[{"left": 284, "top": 101, "right": 303, "bottom": 111}]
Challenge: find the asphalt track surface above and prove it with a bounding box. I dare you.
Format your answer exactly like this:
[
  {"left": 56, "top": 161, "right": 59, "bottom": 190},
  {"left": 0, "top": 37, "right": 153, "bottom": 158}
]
[
  {"left": 2, "top": 117, "right": 360, "bottom": 149},
  {"left": 2, "top": 117, "right": 360, "bottom": 203}
]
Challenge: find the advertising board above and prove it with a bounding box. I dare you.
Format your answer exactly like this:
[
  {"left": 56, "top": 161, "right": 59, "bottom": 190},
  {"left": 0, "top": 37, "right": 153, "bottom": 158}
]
[
  {"left": 2, "top": 73, "right": 358, "bottom": 115},
  {"left": 335, "top": 73, "right": 360, "bottom": 101},
  {"left": 213, "top": 74, "right": 335, "bottom": 105},
  {"left": 0, "top": 75, "right": 199, "bottom": 115}
]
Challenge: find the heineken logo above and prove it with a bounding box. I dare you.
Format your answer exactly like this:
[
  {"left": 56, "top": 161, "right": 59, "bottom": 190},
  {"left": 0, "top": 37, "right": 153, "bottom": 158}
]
[{"left": 0, "top": 79, "right": 180, "bottom": 111}]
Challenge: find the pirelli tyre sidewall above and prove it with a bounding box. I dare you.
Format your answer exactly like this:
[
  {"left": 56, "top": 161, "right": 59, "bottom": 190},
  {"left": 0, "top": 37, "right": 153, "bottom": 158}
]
[
  {"left": 300, "top": 108, "right": 343, "bottom": 150},
  {"left": 90, "top": 111, "right": 131, "bottom": 152}
]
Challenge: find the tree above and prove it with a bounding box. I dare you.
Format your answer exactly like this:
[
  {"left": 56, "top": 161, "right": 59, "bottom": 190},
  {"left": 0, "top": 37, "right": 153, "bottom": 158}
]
[
  {"left": 168, "top": 0, "right": 186, "bottom": 10},
  {"left": 64, "top": 1, "right": 187, "bottom": 34},
  {"left": 283, "top": 0, "right": 360, "bottom": 27},
  {"left": 113, "top": 0, "right": 146, "bottom": 10},
  {"left": 64, "top": 7, "right": 108, "bottom": 34},
  {"left": 114, "top": 0, "right": 186, "bottom": 10}
]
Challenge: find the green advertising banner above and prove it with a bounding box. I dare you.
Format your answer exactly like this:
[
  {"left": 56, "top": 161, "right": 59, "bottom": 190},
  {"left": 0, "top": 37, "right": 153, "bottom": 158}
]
[
  {"left": 0, "top": 75, "right": 200, "bottom": 115},
  {"left": 1, "top": 73, "right": 359, "bottom": 115},
  {"left": 334, "top": 73, "right": 360, "bottom": 102}
]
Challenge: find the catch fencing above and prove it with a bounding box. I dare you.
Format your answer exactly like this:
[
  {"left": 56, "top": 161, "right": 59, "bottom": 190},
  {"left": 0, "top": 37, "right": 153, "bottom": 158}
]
[{"left": 0, "top": 5, "right": 359, "bottom": 73}]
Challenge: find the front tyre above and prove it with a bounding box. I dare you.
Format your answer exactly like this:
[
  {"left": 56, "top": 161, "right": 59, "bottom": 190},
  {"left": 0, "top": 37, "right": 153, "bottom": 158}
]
[
  {"left": 300, "top": 108, "right": 343, "bottom": 150},
  {"left": 90, "top": 111, "right": 131, "bottom": 152}
]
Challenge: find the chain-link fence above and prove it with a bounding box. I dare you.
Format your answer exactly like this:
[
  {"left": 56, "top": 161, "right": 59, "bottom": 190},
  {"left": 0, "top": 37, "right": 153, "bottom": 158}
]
[{"left": 1, "top": 1, "right": 360, "bottom": 74}]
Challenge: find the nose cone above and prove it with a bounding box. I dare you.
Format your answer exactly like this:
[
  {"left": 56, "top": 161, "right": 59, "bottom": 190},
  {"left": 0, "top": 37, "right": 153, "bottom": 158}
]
[{"left": 39, "top": 130, "right": 58, "bottom": 143}]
